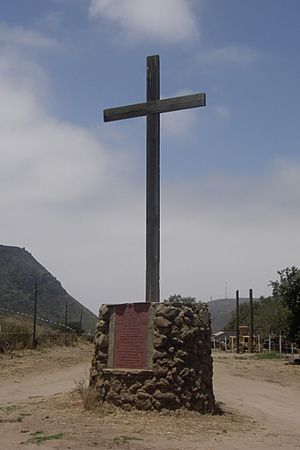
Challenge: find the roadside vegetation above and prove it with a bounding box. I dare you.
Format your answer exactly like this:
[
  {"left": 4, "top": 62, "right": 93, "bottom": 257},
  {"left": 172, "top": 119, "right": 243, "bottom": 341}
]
[
  {"left": 224, "top": 266, "right": 300, "bottom": 347},
  {"left": 0, "top": 315, "right": 78, "bottom": 352},
  {"left": 224, "top": 296, "right": 289, "bottom": 336}
]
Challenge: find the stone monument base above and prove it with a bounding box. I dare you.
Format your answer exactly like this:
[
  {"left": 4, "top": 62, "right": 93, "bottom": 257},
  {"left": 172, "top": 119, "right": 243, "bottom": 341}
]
[{"left": 90, "top": 302, "right": 215, "bottom": 412}]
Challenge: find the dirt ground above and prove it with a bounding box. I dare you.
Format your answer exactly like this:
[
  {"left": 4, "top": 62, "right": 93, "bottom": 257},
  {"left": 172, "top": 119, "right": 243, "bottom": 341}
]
[{"left": 0, "top": 344, "right": 299, "bottom": 449}]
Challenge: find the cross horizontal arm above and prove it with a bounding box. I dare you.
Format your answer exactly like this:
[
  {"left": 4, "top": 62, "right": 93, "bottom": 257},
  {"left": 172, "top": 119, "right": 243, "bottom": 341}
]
[{"left": 104, "top": 93, "right": 206, "bottom": 122}]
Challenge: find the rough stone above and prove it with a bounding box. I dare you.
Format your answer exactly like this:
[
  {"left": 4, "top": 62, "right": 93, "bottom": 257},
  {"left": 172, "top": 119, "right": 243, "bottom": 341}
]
[
  {"left": 153, "top": 333, "right": 168, "bottom": 348},
  {"left": 96, "top": 362, "right": 106, "bottom": 371},
  {"left": 129, "top": 382, "right": 142, "bottom": 393},
  {"left": 97, "top": 320, "right": 107, "bottom": 332},
  {"left": 153, "top": 350, "right": 167, "bottom": 360},
  {"left": 174, "top": 316, "right": 183, "bottom": 327},
  {"left": 97, "top": 350, "right": 107, "bottom": 359},
  {"left": 181, "top": 326, "right": 195, "bottom": 341},
  {"left": 154, "top": 316, "right": 171, "bottom": 329},
  {"left": 179, "top": 367, "right": 190, "bottom": 378},
  {"left": 137, "top": 390, "right": 151, "bottom": 400},
  {"left": 159, "top": 306, "right": 179, "bottom": 320},
  {"left": 96, "top": 334, "right": 109, "bottom": 350},
  {"left": 156, "top": 378, "right": 170, "bottom": 392},
  {"left": 90, "top": 302, "right": 215, "bottom": 413},
  {"left": 154, "top": 390, "right": 177, "bottom": 403},
  {"left": 172, "top": 336, "right": 184, "bottom": 345},
  {"left": 153, "top": 364, "right": 169, "bottom": 377},
  {"left": 171, "top": 326, "right": 180, "bottom": 336},
  {"left": 99, "top": 305, "right": 109, "bottom": 321},
  {"left": 173, "top": 357, "right": 185, "bottom": 367},
  {"left": 143, "top": 379, "right": 157, "bottom": 394},
  {"left": 90, "top": 369, "right": 98, "bottom": 378},
  {"left": 176, "top": 349, "right": 188, "bottom": 359}
]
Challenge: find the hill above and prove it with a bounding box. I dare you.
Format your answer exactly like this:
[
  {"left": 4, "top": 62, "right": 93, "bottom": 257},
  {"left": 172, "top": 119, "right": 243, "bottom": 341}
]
[
  {"left": 208, "top": 297, "right": 250, "bottom": 333},
  {"left": 0, "top": 245, "right": 97, "bottom": 332}
]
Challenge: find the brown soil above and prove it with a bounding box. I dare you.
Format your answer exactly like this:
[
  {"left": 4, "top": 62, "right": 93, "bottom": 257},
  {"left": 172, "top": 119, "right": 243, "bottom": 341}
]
[{"left": 0, "top": 345, "right": 299, "bottom": 449}]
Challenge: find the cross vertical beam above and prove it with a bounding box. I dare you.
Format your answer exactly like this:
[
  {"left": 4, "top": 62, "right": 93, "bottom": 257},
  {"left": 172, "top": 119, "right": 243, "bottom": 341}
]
[{"left": 146, "top": 55, "right": 160, "bottom": 303}]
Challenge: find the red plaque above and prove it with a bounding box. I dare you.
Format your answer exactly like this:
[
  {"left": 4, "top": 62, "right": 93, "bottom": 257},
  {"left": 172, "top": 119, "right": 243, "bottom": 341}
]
[{"left": 113, "top": 303, "right": 150, "bottom": 369}]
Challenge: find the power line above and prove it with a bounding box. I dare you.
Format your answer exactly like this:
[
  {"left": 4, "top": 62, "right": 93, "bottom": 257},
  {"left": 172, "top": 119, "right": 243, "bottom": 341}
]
[{"left": 0, "top": 305, "right": 77, "bottom": 332}]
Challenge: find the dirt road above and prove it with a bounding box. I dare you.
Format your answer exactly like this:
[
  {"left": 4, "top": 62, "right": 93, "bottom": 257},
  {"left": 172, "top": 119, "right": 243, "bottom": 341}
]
[
  {"left": 213, "top": 353, "right": 300, "bottom": 449},
  {"left": 0, "top": 361, "right": 88, "bottom": 405},
  {"left": 214, "top": 362, "right": 300, "bottom": 433},
  {"left": 0, "top": 346, "right": 299, "bottom": 449}
]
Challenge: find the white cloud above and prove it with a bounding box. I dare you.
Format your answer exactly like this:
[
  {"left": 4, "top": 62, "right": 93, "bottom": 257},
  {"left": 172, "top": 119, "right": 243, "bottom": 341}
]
[
  {"left": 89, "top": 0, "right": 199, "bottom": 43},
  {"left": 0, "top": 57, "right": 109, "bottom": 207},
  {"left": 0, "top": 23, "right": 59, "bottom": 49},
  {"left": 199, "top": 44, "right": 259, "bottom": 66},
  {"left": 0, "top": 26, "right": 147, "bottom": 311},
  {"left": 160, "top": 161, "right": 300, "bottom": 301}
]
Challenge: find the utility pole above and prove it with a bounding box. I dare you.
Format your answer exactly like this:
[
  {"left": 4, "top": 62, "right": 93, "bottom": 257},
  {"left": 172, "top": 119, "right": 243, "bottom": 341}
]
[
  {"left": 64, "top": 302, "right": 68, "bottom": 346},
  {"left": 79, "top": 308, "right": 83, "bottom": 334},
  {"left": 236, "top": 290, "right": 240, "bottom": 354},
  {"left": 249, "top": 288, "right": 254, "bottom": 353},
  {"left": 32, "top": 281, "right": 38, "bottom": 349}
]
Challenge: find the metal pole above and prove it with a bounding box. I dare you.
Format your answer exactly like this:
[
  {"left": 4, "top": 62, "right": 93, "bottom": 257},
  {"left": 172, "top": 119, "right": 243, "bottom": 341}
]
[
  {"left": 236, "top": 290, "right": 240, "bottom": 354},
  {"left": 146, "top": 55, "right": 160, "bottom": 303},
  {"left": 32, "top": 281, "right": 38, "bottom": 349},
  {"left": 269, "top": 333, "right": 271, "bottom": 353},
  {"left": 249, "top": 288, "right": 254, "bottom": 353}
]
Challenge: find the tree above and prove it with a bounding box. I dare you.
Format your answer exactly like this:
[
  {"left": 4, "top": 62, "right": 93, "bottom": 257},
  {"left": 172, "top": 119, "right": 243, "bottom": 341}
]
[
  {"left": 224, "top": 296, "right": 289, "bottom": 337},
  {"left": 270, "top": 266, "right": 300, "bottom": 345},
  {"left": 164, "top": 294, "right": 197, "bottom": 304}
]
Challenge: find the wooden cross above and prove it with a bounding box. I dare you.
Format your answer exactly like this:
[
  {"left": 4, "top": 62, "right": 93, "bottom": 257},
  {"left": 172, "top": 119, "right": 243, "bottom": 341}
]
[{"left": 104, "top": 55, "right": 206, "bottom": 303}]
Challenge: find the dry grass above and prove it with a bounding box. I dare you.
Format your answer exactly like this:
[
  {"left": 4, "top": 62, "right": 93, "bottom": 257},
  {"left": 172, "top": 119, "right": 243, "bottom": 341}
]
[
  {"left": 0, "top": 315, "right": 77, "bottom": 352},
  {"left": 73, "top": 378, "right": 103, "bottom": 411}
]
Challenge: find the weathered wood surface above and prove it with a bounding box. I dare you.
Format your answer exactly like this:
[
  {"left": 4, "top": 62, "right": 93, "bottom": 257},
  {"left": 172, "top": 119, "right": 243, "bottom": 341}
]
[
  {"left": 103, "top": 54, "right": 206, "bottom": 303},
  {"left": 146, "top": 55, "right": 160, "bottom": 303},
  {"left": 104, "top": 93, "right": 206, "bottom": 122}
]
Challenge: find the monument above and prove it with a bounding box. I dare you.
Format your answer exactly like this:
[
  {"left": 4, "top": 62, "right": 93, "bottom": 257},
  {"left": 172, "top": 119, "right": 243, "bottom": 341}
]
[
  {"left": 104, "top": 54, "right": 205, "bottom": 303},
  {"left": 90, "top": 55, "right": 215, "bottom": 412}
]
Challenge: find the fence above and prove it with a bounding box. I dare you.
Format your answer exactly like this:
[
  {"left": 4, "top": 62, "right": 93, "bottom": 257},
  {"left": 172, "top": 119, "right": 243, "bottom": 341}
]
[
  {"left": 212, "top": 331, "right": 296, "bottom": 354},
  {"left": 0, "top": 329, "right": 78, "bottom": 352},
  {"left": 0, "top": 305, "right": 77, "bottom": 332},
  {"left": 0, "top": 301, "right": 84, "bottom": 353}
]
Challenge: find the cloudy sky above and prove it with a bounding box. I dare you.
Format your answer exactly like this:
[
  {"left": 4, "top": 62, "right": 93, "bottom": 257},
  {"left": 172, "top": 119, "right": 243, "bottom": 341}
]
[{"left": 1, "top": 0, "right": 300, "bottom": 312}]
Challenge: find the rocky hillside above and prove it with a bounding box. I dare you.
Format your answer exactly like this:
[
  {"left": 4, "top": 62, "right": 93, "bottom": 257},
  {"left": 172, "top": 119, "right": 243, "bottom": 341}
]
[{"left": 0, "top": 245, "right": 97, "bottom": 332}]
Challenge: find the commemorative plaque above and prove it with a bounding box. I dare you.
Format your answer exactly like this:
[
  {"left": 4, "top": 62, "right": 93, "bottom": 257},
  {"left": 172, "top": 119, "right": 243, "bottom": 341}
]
[{"left": 109, "top": 303, "right": 152, "bottom": 370}]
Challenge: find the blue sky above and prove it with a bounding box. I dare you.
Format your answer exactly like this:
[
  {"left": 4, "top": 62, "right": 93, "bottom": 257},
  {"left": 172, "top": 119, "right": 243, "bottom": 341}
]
[{"left": 1, "top": 0, "right": 300, "bottom": 312}]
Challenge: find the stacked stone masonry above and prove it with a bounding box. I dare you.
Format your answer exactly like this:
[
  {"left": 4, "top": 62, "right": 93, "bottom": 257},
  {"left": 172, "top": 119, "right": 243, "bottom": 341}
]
[{"left": 90, "top": 302, "right": 215, "bottom": 412}]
